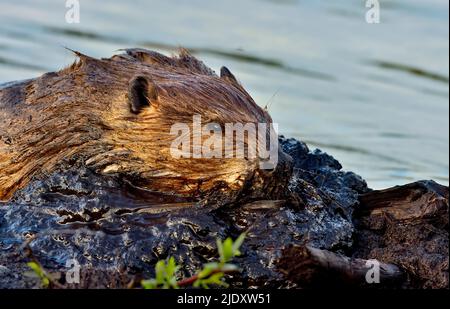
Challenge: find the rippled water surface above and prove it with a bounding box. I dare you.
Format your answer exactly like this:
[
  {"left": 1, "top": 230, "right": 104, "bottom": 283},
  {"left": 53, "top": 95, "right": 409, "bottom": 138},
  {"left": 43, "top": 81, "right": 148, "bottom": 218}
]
[{"left": 0, "top": 0, "right": 448, "bottom": 189}]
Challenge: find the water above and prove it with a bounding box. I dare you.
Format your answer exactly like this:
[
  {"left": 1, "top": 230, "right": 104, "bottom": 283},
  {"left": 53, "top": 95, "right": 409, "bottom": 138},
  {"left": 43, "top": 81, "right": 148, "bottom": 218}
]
[{"left": 0, "top": 0, "right": 448, "bottom": 189}]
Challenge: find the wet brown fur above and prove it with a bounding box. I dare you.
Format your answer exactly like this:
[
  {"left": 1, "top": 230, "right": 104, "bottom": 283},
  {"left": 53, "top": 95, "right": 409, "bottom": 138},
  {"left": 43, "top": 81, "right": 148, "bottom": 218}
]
[{"left": 0, "top": 48, "right": 288, "bottom": 202}]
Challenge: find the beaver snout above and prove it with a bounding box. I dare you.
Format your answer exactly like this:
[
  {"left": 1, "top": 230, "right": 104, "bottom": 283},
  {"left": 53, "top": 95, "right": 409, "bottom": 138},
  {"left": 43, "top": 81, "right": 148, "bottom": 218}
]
[{"left": 241, "top": 148, "right": 294, "bottom": 201}]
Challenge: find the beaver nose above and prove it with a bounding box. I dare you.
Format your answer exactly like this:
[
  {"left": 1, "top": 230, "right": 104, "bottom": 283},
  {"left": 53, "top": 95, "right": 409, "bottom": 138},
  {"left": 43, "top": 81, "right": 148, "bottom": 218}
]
[
  {"left": 258, "top": 148, "right": 293, "bottom": 178},
  {"left": 251, "top": 148, "right": 293, "bottom": 199}
]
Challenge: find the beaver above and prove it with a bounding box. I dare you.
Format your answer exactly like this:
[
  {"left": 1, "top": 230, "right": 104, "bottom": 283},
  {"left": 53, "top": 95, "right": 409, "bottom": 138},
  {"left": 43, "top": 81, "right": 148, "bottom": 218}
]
[{"left": 0, "top": 48, "right": 291, "bottom": 203}]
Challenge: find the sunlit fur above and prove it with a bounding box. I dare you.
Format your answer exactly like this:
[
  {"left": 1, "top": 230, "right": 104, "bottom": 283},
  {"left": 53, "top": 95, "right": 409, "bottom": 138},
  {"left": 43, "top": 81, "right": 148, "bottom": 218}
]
[{"left": 0, "top": 48, "right": 279, "bottom": 201}]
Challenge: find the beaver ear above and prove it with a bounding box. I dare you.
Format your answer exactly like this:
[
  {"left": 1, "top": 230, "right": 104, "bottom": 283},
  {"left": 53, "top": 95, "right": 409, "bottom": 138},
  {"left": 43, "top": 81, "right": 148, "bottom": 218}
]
[
  {"left": 128, "top": 76, "right": 158, "bottom": 114},
  {"left": 220, "top": 66, "right": 239, "bottom": 84}
]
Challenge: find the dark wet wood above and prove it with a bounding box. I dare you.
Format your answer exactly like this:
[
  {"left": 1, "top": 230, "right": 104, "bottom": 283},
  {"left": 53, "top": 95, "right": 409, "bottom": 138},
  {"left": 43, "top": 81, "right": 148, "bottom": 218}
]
[
  {"left": 353, "top": 180, "right": 449, "bottom": 288},
  {"left": 278, "top": 245, "right": 403, "bottom": 287},
  {"left": 358, "top": 180, "right": 448, "bottom": 221}
]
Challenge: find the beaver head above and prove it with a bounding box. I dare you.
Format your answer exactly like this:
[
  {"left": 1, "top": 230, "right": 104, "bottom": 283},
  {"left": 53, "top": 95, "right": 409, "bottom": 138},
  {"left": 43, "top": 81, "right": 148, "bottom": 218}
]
[{"left": 0, "top": 48, "right": 292, "bottom": 203}]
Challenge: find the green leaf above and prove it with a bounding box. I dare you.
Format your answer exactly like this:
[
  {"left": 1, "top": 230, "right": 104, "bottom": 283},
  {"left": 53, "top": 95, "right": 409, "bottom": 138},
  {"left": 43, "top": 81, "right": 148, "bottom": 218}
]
[
  {"left": 146, "top": 257, "right": 180, "bottom": 289},
  {"left": 155, "top": 260, "right": 165, "bottom": 284},
  {"left": 141, "top": 279, "right": 158, "bottom": 289},
  {"left": 195, "top": 272, "right": 228, "bottom": 289},
  {"left": 193, "top": 279, "right": 201, "bottom": 288},
  {"left": 197, "top": 262, "right": 219, "bottom": 279},
  {"left": 216, "top": 238, "right": 225, "bottom": 263},
  {"left": 221, "top": 263, "right": 239, "bottom": 272},
  {"left": 27, "top": 262, "right": 50, "bottom": 288},
  {"left": 209, "top": 273, "right": 228, "bottom": 288},
  {"left": 166, "top": 257, "right": 179, "bottom": 278},
  {"left": 27, "top": 262, "right": 42, "bottom": 275},
  {"left": 201, "top": 281, "right": 210, "bottom": 289},
  {"left": 222, "top": 238, "right": 234, "bottom": 263},
  {"left": 232, "top": 233, "right": 246, "bottom": 257}
]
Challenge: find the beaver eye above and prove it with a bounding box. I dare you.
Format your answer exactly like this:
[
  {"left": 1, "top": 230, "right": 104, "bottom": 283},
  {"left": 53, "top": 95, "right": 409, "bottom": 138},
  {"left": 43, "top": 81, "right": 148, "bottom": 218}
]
[{"left": 205, "top": 123, "right": 222, "bottom": 132}]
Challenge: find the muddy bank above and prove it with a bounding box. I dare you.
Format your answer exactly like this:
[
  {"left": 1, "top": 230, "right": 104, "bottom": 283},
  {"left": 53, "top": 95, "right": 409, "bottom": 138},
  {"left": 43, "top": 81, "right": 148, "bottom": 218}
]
[{"left": 0, "top": 137, "right": 448, "bottom": 289}]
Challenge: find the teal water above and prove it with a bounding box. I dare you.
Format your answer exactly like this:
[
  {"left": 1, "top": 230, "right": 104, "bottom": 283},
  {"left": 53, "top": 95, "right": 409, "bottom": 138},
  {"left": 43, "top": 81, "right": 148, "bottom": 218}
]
[{"left": 0, "top": 0, "right": 448, "bottom": 189}]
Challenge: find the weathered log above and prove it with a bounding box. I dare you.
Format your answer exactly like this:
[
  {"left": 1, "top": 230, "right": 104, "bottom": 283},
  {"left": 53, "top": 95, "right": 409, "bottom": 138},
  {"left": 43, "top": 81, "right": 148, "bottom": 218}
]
[
  {"left": 358, "top": 180, "right": 448, "bottom": 223},
  {"left": 353, "top": 180, "right": 449, "bottom": 289},
  {"left": 277, "top": 245, "right": 403, "bottom": 287}
]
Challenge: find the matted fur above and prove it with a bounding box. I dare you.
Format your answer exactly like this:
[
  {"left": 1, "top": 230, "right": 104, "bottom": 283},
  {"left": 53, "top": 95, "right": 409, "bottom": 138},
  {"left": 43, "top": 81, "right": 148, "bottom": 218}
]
[{"left": 0, "top": 48, "right": 284, "bottom": 202}]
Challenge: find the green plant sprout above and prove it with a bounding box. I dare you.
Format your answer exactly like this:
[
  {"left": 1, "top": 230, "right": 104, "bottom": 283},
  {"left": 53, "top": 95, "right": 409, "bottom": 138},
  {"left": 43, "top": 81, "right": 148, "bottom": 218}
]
[
  {"left": 141, "top": 233, "right": 246, "bottom": 289},
  {"left": 26, "top": 261, "right": 51, "bottom": 288},
  {"left": 141, "top": 257, "right": 180, "bottom": 289}
]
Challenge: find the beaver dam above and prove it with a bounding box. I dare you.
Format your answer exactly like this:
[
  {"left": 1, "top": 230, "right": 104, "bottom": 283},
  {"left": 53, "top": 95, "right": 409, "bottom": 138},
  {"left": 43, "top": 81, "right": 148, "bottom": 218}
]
[{"left": 0, "top": 49, "right": 448, "bottom": 289}]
